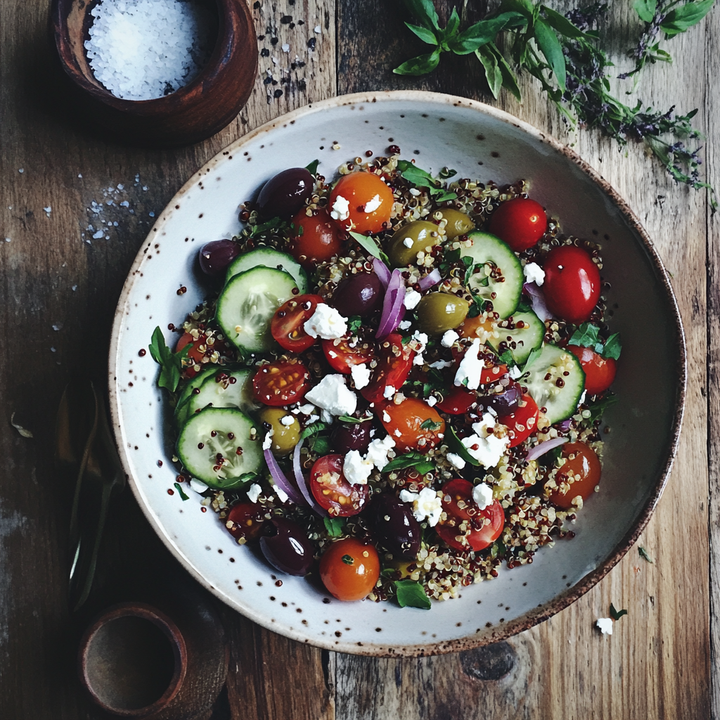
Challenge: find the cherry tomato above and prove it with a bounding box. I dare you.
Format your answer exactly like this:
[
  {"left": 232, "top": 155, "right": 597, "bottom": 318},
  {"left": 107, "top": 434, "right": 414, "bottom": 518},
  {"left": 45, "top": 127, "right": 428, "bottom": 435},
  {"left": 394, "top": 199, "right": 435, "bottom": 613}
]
[
  {"left": 176, "top": 332, "right": 228, "bottom": 378},
  {"left": 328, "top": 172, "right": 394, "bottom": 234},
  {"left": 542, "top": 246, "right": 601, "bottom": 324},
  {"left": 225, "top": 502, "right": 264, "bottom": 542},
  {"left": 436, "top": 386, "right": 476, "bottom": 415},
  {"left": 378, "top": 398, "right": 445, "bottom": 452},
  {"left": 497, "top": 393, "right": 539, "bottom": 447},
  {"left": 270, "top": 294, "right": 323, "bottom": 353},
  {"left": 567, "top": 345, "right": 617, "bottom": 395},
  {"left": 322, "top": 335, "right": 375, "bottom": 374},
  {"left": 319, "top": 537, "right": 380, "bottom": 601},
  {"left": 289, "top": 208, "right": 343, "bottom": 267},
  {"left": 488, "top": 197, "right": 547, "bottom": 252},
  {"left": 360, "top": 333, "right": 415, "bottom": 404},
  {"left": 252, "top": 359, "right": 311, "bottom": 406},
  {"left": 436, "top": 479, "right": 505, "bottom": 552},
  {"left": 548, "top": 442, "right": 601, "bottom": 509},
  {"left": 457, "top": 314, "right": 495, "bottom": 340},
  {"left": 309, "top": 454, "right": 370, "bottom": 517}
]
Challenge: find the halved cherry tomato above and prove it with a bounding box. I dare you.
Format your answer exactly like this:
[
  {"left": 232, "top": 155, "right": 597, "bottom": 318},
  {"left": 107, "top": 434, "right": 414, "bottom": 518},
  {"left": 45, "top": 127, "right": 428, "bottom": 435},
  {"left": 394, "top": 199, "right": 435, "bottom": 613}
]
[
  {"left": 289, "top": 208, "right": 343, "bottom": 267},
  {"left": 319, "top": 537, "right": 380, "bottom": 601},
  {"left": 547, "top": 442, "right": 601, "bottom": 509},
  {"left": 360, "top": 333, "right": 415, "bottom": 404},
  {"left": 542, "top": 246, "right": 601, "bottom": 324},
  {"left": 378, "top": 398, "right": 445, "bottom": 452},
  {"left": 309, "top": 454, "right": 370, "bottom": 517},
  {"left": 488, "top": 197, "right": 547, "bottom": 252},
  {"left": 322, "top": 335, "right": 375, "bottom": 374},
  {"left": 176, "top": 331, "right": 228, "bottom": 378},
  {"left": 328, "top": 172, "right": 394, "bottom": 234},
  {"left": 497, "top": 393, "right": 539, "bottom": 447},
  {"left": 252, "top": 359, "right": 311, "bottom": 406},
  {"left": 436, "top": 479, "right": 505, "bottom": 552},
  {"left": 270, "top": 294, "right": 323, "bottom": 353},
  {"left": 457, "top": 314, "right": 495, "bottom": 340},
  {"left": 567, "top": 345, "right": 616, "bottom": 396},
  {"left": 225, "top": 502, "right": 264, "bottom": 542},
  {"left": 436, "top": 386, "right": 476, "bottom": 415}
]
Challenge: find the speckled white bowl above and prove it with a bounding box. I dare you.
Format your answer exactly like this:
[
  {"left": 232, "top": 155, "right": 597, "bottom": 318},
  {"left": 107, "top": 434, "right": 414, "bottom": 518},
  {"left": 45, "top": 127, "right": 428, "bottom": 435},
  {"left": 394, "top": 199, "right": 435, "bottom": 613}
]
[{"left": 109, "top": 91, "right": 685, "bottom": 656}]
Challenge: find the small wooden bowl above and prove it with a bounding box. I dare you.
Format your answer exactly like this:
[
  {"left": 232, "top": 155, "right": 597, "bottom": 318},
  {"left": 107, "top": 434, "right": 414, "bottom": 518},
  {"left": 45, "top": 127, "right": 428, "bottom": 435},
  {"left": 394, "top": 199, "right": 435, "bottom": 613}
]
[{"left": 50, "top": 0, "right": 258, "bottom": 147}]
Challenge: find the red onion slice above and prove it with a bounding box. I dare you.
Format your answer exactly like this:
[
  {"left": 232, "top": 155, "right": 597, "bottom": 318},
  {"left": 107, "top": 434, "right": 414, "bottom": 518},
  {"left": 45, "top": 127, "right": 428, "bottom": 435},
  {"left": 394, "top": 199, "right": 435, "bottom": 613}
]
[
  {"left": 377, "top": 269, "right": 405, "bottom": 339},
  {"left": 373, "top": 257, "right": 391, "bottom": 289},
  {"left": 263, "top": 447, "right": 305, "bottom": 506},
  {"left": 523, "top": 282, "right": 553, "bottom": 322},
  {"left": 558, "top": 419, "right": 572, "bottom": 432},
  {"left": 526, "top": 437, "right": 567, "bottom": 461},
  {"left": 418, "top": 268, "right": 442, "bottom": 291},
  {"left": 293, "top": 439, "right": 327, "bottom": 516}
]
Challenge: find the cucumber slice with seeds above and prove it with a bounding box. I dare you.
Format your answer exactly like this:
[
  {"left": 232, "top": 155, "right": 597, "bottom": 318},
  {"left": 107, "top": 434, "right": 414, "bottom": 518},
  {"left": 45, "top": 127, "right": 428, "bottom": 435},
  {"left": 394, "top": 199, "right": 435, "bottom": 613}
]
[
  {"left": 177, "top": 407, "right": 263, "bottom": 489},
  {"left": 520, "top": 344, "right": 585, "bottom": 424},
  {"left": 225, "top": 247, "right": 308, "bottom": 294},
  {"left": 460, "top": 231, "right": 523, "bottom": 318},
  {"left": 216, "top": 266, "right": 298, "bottom": 353},
  {"left": 497, "top": 310, "right": 545, "bottom": 365},
  {"left": 183, "top": 367, "right": 258, "bottom": 422},
  {"left": 175, "top": 365, "right": 219, "bottom": 424}
]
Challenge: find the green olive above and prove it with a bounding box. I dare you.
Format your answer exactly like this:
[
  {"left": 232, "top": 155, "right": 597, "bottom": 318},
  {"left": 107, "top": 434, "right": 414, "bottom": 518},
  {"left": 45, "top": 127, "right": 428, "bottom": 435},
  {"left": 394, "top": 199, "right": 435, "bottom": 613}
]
[
  {"left": 387, "top": 221, "right": 441, "bottom": 267},
  {"left": 436, "top": 209, "right": 474, "bottom": 239},
  {"left": 416, "top": 292, "right": 470, "bottom": 335},
  {"left": 259, "top": 407, "right": 301, "bottom": 457}
]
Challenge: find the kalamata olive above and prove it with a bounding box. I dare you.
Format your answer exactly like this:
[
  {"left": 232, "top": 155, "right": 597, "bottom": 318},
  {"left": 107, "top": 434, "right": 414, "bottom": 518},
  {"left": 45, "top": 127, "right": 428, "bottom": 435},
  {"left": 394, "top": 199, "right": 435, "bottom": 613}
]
[
  {"left": 257, "top": 168, "right": 314, "bottom": 219},
  {"left": 198, "top": 239, "right": 241, "bottom": 276},
  {"left": 436, "top": 208, "right": 475, "bottom": 239},
  {"left": 416, "top": 292, "right": 470, "bottom": 335},
  {"left": 331, "top": 420, "right": 372, "bottom": 454},
  {"left": 331, "top": 273, "right": 382, "bottom": 317},
  {"left": 480, "top": 380, "right": 523, "bottom": 415},
  {"left": 387, "top": 221, "right": 441, "bottom": 267},
  {"left": 259, "top": 518, "right": 315, "bottom": 575},
  {"left": 370, "top": 494, "right": 421, "bottom": 560}
]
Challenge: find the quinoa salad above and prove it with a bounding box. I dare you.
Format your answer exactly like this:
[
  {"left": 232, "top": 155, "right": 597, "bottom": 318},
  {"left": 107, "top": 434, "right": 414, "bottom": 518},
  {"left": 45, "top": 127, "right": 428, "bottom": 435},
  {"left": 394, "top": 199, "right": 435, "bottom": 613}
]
[{"left": 149, "top": 150, "right": 621, "bottom": 608}]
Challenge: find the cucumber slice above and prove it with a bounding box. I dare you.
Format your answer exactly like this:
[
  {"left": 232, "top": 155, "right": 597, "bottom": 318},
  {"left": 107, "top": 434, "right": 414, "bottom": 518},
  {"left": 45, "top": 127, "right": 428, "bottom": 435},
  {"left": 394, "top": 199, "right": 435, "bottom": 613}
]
[
  {"left": 177, "top": 407, "right": 263, "bottom": 489},
  {"left": 216, "top": 266, "right": 298, "bottom": 353},
  {"left": 521, "top": 344, "right": 585, "bottom": 424},
  {"left": 175, "top": 365, "right": 219, "bottom": 423},
  {"left": 497, "top": 310, "right": 545, "bottom": 365},
  {"left": 183, "top": 367, "right": 258, "bottom": 421},
  {"left": 460, "top": 231, "right": 523, "bottom": 318},
  {"left": 225, "top": 247, "right": 308, "bottom": 294}
]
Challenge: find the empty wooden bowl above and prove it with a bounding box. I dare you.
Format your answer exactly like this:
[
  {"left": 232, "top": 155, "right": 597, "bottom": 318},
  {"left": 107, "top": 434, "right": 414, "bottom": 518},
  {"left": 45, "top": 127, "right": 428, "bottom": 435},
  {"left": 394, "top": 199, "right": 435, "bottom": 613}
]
[{"left": 50, "top": 0, "right": 258, "bottom": 147}]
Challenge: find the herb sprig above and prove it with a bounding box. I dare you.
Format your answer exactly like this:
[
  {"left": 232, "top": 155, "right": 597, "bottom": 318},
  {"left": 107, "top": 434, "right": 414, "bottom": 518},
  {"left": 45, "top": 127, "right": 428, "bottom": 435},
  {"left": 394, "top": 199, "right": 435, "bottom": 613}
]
[{"left": 149, "top": 326, "right": 190, "bottom": 393}]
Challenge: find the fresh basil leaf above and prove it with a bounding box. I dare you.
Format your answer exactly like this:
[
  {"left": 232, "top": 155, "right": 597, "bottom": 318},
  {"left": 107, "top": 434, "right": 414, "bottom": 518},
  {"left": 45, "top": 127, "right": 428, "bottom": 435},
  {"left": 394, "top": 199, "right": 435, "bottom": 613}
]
[
  {"left": 602, "top": 333, "right": 622, "bottom": 360},
  {"left": 499, "top": 0, "right": 534, "bottom": 20},
  {"left": 661, "top": 0, "right": 714, "bottom": 38},
  {"left": 487, "top": 43, "right": 522, "bottom": 101},
  {"left": 633, "top": 0, "right": 657, "bottom": 24},
  {"left": 585, "top": 393, "right": 618, "bottom": 423},
  {"left": 420, "top": 418, "right": 443, "bottom": 431},
  {"left": 149, "top": 326, "right": 187, "bottom": 393},
  {"left": 324, "top": 517, "right": 346, "bottom": 538},
  {"left": 522, "top": 345, "right": 543, "bottom": 373},
  {"left": 568, "top": 322, "right": 601, "bottom": 348},
  {"left": 490, "top": 539, "right": 506, "bottom": 560},
  {"left": 476, "top": 45, "right": 503, "bottom": 98},
  {"left": 639, "top": 546, "right": 654, "bottom": 564},
  {"left": 404, "top": 0, "right": 441, "bottom": 32},
  {"left": 443, "top": 7, "right": 461, "bottom": 39},
  {"left": 173, "top": 482, "right": 190, "bottom": 501},
  {"left": 541, "top": 5, "right": 594, "bottom": 40},
  {"left": 394, "top": 579, "right": 431, "bottom": 609},
  {"left": 301, "top": 421, "right": 329, "bottom": 440},
  {"left": 311, "top": 435, "right": 332, "bottom": 455},
  {"left": 347, "top": 315, "right": 362, "bottom": 334},
  {"left": 445, "top": 425, "right": 480, "bottom": 467},
  {"left": 609, "top": 603, "right": 628, "bottom": 621},
  {"left": 249, "top": 216, "right": 288, "bottom": 238},
  {"left": 450, "top": 14, "right": 521, "bottom": 55},
  {"left": 349, "top": 231, "right": 390, "bottom": 266},
  {"left": 405, "top": 21, "right": 439, "bottom": 46},
  {"left": 393, "top": 48, "right": 442, "bottom": 76},
  {"left": 432, "top": 189, "right": 458, "bottom": 202},
  {"left": 533, "top": 18, "right": 566, "bottom": 92},
  {"left": 382, "top": 452, "right": 434, "bottom": 474},
  {"left": 305, "top": 159, "right": 320, "bottom": 176}
]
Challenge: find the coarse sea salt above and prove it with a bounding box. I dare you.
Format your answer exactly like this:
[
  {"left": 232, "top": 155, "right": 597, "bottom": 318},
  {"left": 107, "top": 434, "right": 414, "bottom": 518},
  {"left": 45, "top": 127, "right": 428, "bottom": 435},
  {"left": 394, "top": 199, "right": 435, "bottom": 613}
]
[{"left": 85, "top": 0, "right": 216, "bottom": 101}]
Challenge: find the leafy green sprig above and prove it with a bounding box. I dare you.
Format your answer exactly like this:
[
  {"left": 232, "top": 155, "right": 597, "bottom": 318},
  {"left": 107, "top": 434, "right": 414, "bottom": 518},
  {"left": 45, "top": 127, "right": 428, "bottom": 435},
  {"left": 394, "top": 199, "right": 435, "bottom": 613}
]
[{"left": 149, "top": 326, "right": 190, "bottom": 393}]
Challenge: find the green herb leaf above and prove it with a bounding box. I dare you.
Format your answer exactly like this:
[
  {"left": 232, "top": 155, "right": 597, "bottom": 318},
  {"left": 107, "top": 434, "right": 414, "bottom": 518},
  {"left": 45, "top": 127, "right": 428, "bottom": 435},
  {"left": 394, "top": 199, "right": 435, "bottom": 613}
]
[
  {"left": 305, "top": 159, "right": 320, "bottom": 176},
  {"left": 248, "top": 216, "right": 288, "bottom": 238},
  {"left": 394, "top": 579, "right": 432, "bottom": 609},
  {"left": 633, "top": 0, "right": 657, "bottom": 24},
  {"left": 522, "top": 345, "right": 543, "bottom": 373},
  {"left": 301, "top": 421, "right": 329, "bottom": 440},
  {"left": 337, "top": 415, "right": 372, "bottom": 424},
  {"left": 609, "top": 603, "right": 628, "bottom": 621},
  {"left": 311, "top": 435, "right": 332, "bottom": 455},
  {"left": 661, "top": 0, "right": 714, "bottom": 38},
  {"left": 382, "top": 452, "right": 435, "bottom": 474},
  {"left": 585, "top": 393, "right": 618, "bottom": 423},
  {"left": 420, "top": 418, "right": 443, "bottom": 431},
  {"left": 541, "top": 5, "right": 593, "bottom": 40},
  {"left": 349, "top": 231, "right": 390, "bottom": 266},
  {"left": 347, "top": 315, "right": 363, "bottom": 334},
  {"left": 405, "top": 21, "right": 439, "bottom": 45},
  {"left": 342, "top": 554, "right": 355, "bottom": 565},
  {"left": 639, "top": 546, "right": 654, "bottom": 563},
  {"left": 173, "top": 482, "right": 190, "bottom": 501},
  {"left": 568, "top": 322, "right": 601, "bottom": 347},
  {"left": 445, "top": 425, "right": 481, "bottom": 467},
  {"left": 393, "top": 48, "right": 442, "bottom": 76},
  {"left": 533, "top": 18, "right": 566, "bottom": 92},
  {"left": 602, "top": 333, "right": 622, "bottom": 360},
  {"left": 404, "top": 0, "right": 441, "bottom": 32},
  {"left": 149, "top": 326, "right": 186, "bottom": 393},
  {"left": 238, "top": 472, "right": 259, "bottom": 485},
  {"left": 476, "top": 45, "right": 504, "bottom": 98},
  {"left": 324, "top": 517, "right": 346, "bottom": 538},
  {"left": 444, "top": 7, "right": 461, "bottom": 39},
  {"left": 449, "top": 15, "right": 518, "bottom": 55},
  {"left": 490, "top": 539, "right": 506, "bottom": 559}
]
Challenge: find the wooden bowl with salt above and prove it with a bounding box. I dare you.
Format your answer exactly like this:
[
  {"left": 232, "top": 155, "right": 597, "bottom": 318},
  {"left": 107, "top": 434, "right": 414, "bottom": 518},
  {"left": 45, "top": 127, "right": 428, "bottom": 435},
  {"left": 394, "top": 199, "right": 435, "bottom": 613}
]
[{"left": 50, "top": 0, "right": 258, "bottom": 147}]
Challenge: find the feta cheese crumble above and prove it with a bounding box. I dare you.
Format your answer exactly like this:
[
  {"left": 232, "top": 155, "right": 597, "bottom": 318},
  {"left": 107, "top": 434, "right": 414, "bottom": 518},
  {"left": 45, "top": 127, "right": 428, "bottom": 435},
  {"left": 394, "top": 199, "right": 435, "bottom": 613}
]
[
  {"left": 523, "top": 262, "right": 545, "bottom": 286},
  {"left": 343, "top": 450, "right": 373, "bottom": 485},
  {"left": 304, "top": 375, "right": 357, "bottom": 417},
  {"left": 330, "top": 194, "right": 350, "bottom": 221},
  {"left": 446, "top": 452, "right": 466, "bottom": 470},
  {"left": 398, "top": 320, "right": 412, "bottom": 330},
  {"left": 363, "top": 194, "right": 382, "bottom": 213},
  {"left": 596, "top": 617, "right": 613, "bottom": 635},
  {"left": 280, "top": 414, "right": 295, "bottom": 427},
  {"left": 383, "top": 385, "right": 396, "bottom": 399},
  {"left": 399, "top": 487, "right": 442, "bottom": 527},
  {"left": 350, "top": 363, "right": 371, "bottom": 390},
  {"left": 247, "top": 483, "right": 262, "bottom": 503},
  {"left": 365, "top": 435, "right": 395, "bottom": 470},
  {"left": 403, "top": 237, "right": 414, "bottom": 248},
  {"left": 454, "top": 338, "right": 484, "bottom": 389},
  {"left": 472, "top": 482, "right": 494, "bottom": 510},
  {"left": 189, "top": 478, "right": 208, "bottom": 494},
  {"left": 262, "top": 428, "right": 274, "bottom": 450},
  {"left": 460, "top": 412, "right": 510, "bottom": 468},
  {"left": 441, "top": 329, "right": 459, "bottom": 347},
  {"left": 404, "top": 288, "right": 422, "bottom": 310},
  {"left": 303, "top": 303, "right": 347, "bottom": 339}
]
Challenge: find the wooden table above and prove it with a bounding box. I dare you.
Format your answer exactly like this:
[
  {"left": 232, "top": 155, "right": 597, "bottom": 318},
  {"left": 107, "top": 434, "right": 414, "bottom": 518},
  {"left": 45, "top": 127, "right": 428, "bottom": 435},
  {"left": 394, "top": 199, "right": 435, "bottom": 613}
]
[{"left": 0, "top": 1, "right": 714, "bottom": 717}]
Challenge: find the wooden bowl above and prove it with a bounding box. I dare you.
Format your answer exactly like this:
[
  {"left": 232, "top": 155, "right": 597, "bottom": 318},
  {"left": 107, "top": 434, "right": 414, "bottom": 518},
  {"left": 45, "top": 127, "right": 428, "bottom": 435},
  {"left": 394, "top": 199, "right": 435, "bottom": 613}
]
[{"left": 50, "top": 0, "right": 258, "bottom": 147}]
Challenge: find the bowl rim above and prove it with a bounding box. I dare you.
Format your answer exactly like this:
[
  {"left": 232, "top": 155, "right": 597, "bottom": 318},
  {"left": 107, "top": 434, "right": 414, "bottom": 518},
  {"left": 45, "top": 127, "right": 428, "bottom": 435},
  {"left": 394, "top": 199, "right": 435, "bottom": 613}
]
[{"left": 108, "top": 90, "right": 687, "bottom": 656}]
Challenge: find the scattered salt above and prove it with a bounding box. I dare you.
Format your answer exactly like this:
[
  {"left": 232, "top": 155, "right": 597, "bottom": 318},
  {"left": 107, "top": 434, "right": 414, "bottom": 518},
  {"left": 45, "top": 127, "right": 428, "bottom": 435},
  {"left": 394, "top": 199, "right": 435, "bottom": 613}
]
[
  {"left": 314, "top": 25, "right": 321, "bottom": 33},
  {"left": 85, "top": 0, "right": 216, "bottom": 101}
]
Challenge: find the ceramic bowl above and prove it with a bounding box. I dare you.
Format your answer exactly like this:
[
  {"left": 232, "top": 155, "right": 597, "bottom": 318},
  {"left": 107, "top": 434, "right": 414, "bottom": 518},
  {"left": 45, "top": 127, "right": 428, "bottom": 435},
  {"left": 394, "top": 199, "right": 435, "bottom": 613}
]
[
  {"left": 50, "top": 0, "right": 257, "bottom": 147},
  {"left": 109, "top": 91, "right": 685, "bottom": 656}
]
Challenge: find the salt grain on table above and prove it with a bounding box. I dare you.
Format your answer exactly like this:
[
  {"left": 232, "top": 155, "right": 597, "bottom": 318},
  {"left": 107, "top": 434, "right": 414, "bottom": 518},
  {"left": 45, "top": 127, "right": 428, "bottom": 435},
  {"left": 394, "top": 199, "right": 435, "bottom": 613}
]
[{"left": 85, "top": 0, "right": 215, "bottom": 101}]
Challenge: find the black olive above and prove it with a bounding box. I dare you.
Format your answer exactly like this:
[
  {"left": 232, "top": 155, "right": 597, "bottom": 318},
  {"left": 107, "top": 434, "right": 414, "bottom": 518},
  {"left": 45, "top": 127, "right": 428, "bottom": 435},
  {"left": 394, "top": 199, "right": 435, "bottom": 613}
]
[
  {"left": 480, "top": 381, "right": 523, "bottom": 416},
  {"left": 331, "top": 420, "right": 372, "bottom": 454},
  {"left": 331, "top": 273, "right": 383, "bottom": 317},
  {"left": 259, "top": 518, "right": 315, "bottom": 575},
  {"left": 370, "top": 493, "right": 421, "bottom": 560},
  {"left": 256, "top": 167, "right": 314, "bottom": 219},
  {"left": 198, "top": 239, "right": 241, "bottom": 276}
]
